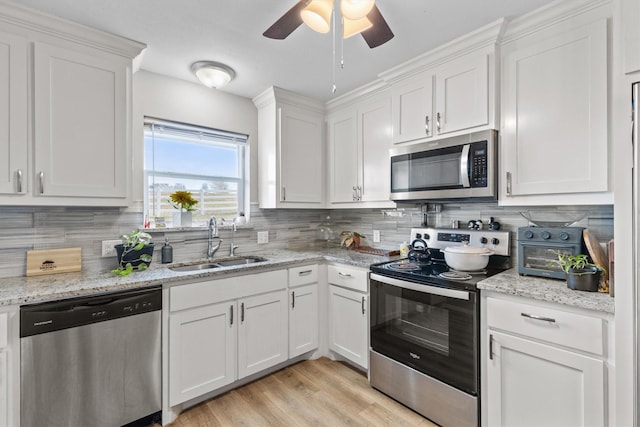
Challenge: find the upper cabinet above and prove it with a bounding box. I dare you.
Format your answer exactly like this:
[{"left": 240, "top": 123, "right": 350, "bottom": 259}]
[
  {"left": 253, "top": 87, "right": 325, "bottom": 209},
  {"left": 391, "top": 71, "right": 434, "bottom": 143},
  {"left": 0, "top": 3, "right": 145, "bottom": 206},
  {"left": 327, "top": 94, "right": 395, "bottom": 208},
  {"left": 499, "top": 2, "right": 612, "bottom": 205},
  {"left": 622, "top": 0, "right": 640, "bottom": 74}
]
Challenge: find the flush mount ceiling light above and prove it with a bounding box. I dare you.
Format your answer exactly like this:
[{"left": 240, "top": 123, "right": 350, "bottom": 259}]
[
  {"left": 263, "top": 0, "right": 393, "bottom": 48},
  {"left": 190, "top": 61, "right": 236, "bottom": 89}
]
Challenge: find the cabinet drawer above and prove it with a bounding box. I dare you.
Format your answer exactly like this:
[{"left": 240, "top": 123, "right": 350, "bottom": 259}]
[
  {"left": 0, "top": 313, "right": 7, "bottom": 349},
  {"left": 288, "top": 265, "right": 318, "bottom": 287},
  {"left": 487, "top": 297, "right": 603, "bottom": 355},
  {"left": 170, "top": 270, "right": 287, "bottom": 312},
  {"left": 328, "top": 264, "right": 368, "bottom": 293}
]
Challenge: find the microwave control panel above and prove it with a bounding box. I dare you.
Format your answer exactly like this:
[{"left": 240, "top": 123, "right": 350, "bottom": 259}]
[{"left": 470, "top": 141, "right": 488, "bottom": 188}]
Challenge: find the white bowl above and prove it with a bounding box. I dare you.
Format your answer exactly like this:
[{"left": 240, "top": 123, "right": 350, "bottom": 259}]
[{"left": 442, "top": 245, "right": 493, "bottom": 271}]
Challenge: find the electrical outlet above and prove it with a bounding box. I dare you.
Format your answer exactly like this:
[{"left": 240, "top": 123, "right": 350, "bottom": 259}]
[
  {"left": 101, "top": 239, "right": 122, "bottom": 257},
  {"left": 373, "top": 230, "right": 381, "bottom": 243},
  {"left": 257, "top": 231, "right": 269, "bottom": 244}
]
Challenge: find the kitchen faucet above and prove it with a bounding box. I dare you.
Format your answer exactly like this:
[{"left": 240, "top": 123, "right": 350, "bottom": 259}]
[
  {"left": 229, "top": 222, "right": 239, "bottom": 256},
  {"left": 207, "top": 216, "right": 221, "bottom": 258}
]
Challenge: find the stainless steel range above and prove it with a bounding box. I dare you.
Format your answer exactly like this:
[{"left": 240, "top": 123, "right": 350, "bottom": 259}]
[{"left": 369, "top": 227, "right": 510, "bottom": 427}]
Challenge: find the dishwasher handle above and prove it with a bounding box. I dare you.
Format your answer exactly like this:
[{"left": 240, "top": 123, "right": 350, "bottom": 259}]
[{"left": 20, "top": 286, "right": 162, "bottom": 337}]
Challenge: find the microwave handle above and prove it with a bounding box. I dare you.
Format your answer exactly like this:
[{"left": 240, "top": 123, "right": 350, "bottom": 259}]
[{"left": 460, "top": 144, "right": 471, "bottom": 188}]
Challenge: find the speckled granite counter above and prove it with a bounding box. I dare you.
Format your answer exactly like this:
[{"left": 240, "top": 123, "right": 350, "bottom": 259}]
[
  {"left": 0, "top": 248, "right": 396, "bottom": 307},
  {"left": 477, "top": 268, "right": 615, "bottom": 314}
]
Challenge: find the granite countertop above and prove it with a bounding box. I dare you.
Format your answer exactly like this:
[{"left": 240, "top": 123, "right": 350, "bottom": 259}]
[
  {"left": 477, "top": 268, "right": 615, "bottom": 314},
  {"left": 0, "top": 248, "right": 396, "bottom": 307}
]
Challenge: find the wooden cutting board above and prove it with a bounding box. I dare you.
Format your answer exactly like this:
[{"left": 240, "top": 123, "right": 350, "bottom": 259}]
[
  {"left": 582, "top": 230, "right": 609, "bottom": 292},
  {"left": 26, "top": 248, "right": 82, "bottom": 276}
]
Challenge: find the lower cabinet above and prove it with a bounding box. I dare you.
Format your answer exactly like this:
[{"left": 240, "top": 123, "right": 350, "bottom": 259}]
[
  {"left": 327, "top": 264, "right": 369, "bottom": 370},
  {"left": 483, "top": 294, "right": 609, "bottom": 427},
  {"left": 0, "top": 308, "right": 18, "bottom": 427},
  {"left": 288, "top": 265, "right": 319, "bottom": 358}
]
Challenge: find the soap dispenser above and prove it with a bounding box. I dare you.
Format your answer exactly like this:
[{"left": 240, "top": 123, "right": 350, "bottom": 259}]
[{"left": 161, "top": 237, "right": 173, "bottom": 264}]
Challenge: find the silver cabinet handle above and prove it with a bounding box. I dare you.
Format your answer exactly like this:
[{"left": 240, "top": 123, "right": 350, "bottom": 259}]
[
  {"left": 241, "top": 302, "right": 245, "bottom": 323},
  {"left": 338, "top": 272, "right": 352, "bottom": 278},
  {"left": 506, "top": 172, "right": 512, "bottom": 196},
  {"left": 298, "top": 270, "right": 313, "bottom": 276},
  {"left": 425, "top": 115, "right": 430, "bottom": 135},
  {"left": 352, "top": 186, "right": 357, "bottom": 201},
  {"left": 436, "top": 112, "right": 442, "bottom": 133},
  {"left": 357, "top": 186, "right": 362, "bottom": 201},
  {"left": 38, "top": 171, "right": 44, "bottom": 194},
  {"left": 361, "top": 296, "right": 366, "bottom": 315},
  {"left": 291, "top": 291, "right": 295, "bottom": 309},
  {"left": 230, "top": 305, "right": 234, "bottom": 325},
  {"left": 282, "top": 186, "right": 286, "bottom": 201},
  {"left": 16, "top": 169, "right": 23, "bottom": 193},
  {"left": 489, "top": 334, "right": 494, "bottom": 360},
  {"left": 521, "top": 312, "right": 556, "bottom": 323}
]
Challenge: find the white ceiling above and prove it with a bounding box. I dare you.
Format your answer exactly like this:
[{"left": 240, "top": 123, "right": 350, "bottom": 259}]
[{"left": 9, "top": 0, "right": 556, "bottom": 101}]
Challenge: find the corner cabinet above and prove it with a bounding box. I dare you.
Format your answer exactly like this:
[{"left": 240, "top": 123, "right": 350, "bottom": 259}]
[
  {"left": 327, "top": 94, "right": 395, "bottom": 207},
  {"left": 500, "top": 6, "right": 611, "bottom": 205},
  {"left": 0, "top": 3, "right": 144, "bottom": 206},
  {"left": 482, "top": 293, "right": 612, "bottom": 427},
  {"left": 253, "top": 87, "right": 325, "bottom": 209}
]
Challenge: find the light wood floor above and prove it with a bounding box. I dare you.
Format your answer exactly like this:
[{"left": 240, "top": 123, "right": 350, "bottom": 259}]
[{"left": 169, "top": 357, "right": 437, "bottom": 426}]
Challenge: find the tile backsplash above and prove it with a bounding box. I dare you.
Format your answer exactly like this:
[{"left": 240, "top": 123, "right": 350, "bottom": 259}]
[{"left": 0, "top": 203, "right": 613, "bottom": 279}]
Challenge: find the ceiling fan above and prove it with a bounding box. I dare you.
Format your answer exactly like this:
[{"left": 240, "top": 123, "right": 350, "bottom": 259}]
[{"left": 263, "top": 0, "right": 394, "bottom": 48}]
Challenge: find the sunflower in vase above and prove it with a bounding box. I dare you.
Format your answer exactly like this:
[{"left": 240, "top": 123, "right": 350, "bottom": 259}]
[{"left": 169, "top": 190, "right": 198, "bottom": 212}]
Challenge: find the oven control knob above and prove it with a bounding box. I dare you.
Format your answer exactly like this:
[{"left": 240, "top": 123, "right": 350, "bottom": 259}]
[
  {"left": 560, "top": 232, "right": 570, "bottom": 241},
  {"left": 423, "top": 233, "right": 430, "bottom": 241},
  {"left": 416, "top": 233, "right": 422, "bottom": 239},
  {"left": 480, "top": 237, "right": 488, "bottom": 244},
  {"left": 524, "top": 230, "right": 534, "bottom": 239},
  {"left": 492, "top": 238, "right": 500, "bottom": 245},
  {"left": 541, "top": 231, "right": 551, "bottom": 240}
]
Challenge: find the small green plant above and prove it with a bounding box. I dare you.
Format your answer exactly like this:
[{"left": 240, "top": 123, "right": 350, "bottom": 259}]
[
  {"left": 112, "top": 230, "right": 154, "bottom": 276},
  {"left": 548, "top": 250, "right": 596, "bottom": 273}
]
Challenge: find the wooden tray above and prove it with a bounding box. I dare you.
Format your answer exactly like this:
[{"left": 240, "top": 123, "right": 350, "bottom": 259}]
[{"left": 356, "top": 246, "right": 400, "bottom": 257}]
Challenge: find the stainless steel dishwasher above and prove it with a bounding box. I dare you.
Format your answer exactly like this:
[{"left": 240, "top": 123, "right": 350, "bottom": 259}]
[{"left": 20, "top": 286, "right": 162, "bottom": 427}]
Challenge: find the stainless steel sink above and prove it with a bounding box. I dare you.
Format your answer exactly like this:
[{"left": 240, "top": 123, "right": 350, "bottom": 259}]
[{"left": 169, "top": 256, "right": 267, "bottom": 272}]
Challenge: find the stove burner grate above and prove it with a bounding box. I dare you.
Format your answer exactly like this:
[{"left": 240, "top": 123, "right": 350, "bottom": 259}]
[
  {"left": 438, "top": 271, "right": 473, "bottom": 281},
  {"left": 387, "top": 261, "right": 421, "bottom": 271}
]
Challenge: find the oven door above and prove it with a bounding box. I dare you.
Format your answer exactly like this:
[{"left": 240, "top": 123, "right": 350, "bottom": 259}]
[
  {"left": 370, "top": 273, "right": 478, "bottom": 395},
  {"left": 518, "top": 243, "right": 581, "bottom": 279}
]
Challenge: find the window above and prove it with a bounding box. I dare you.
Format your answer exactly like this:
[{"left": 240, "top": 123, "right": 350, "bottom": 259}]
[{"left": 144, "top": 118, "right": 248, "bottom": 228}]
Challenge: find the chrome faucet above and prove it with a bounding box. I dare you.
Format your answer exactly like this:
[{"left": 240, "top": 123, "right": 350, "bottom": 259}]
[
  {"left": 229, "top": 222, "right": 239, "bottom": 256},
  {"left": 207, "top": 216, "right": 222, "bottom": 258}
]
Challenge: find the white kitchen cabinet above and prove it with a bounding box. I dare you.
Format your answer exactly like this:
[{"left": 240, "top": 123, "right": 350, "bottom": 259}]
[
  {"left": 237, "top": 290, "right": 289, "bottom": 378},
  {"left": 328, "top": 95, "right": 394, "bottom": 207},
  {"left": 0, "top": 31, "right": 28, "bottom": 197},
  {"left": 391, "top": 53, "right": 489, "bottom": 144},
  {"left": 500, "top": 16, "right": 609, "bottom": 204},
  {"left": 169, "top": 301, "right": 236, "bottom": 405},
  {"left": 483, "top": 295, "right": 609, "bottom": 427},
  {"left": 288, "top": 265, "right": 319, "bottom": 358},
  {"left": 0, "top": 308, "right": 19, "bottom": 427},
  {"left": 327, "top": 264, "right": 369, "bottom": 370},
  {"left": 168, "top": 269, "right": 288, "bottom": 406},
  {"left": 253, "top": 87, "right": 325, "bottom": 209},
  {"left": 622, "top": 0, "right": 640, "bottom": 74},
  {"left": 0, "top": 4, "right": 144, "bottom": 206}
]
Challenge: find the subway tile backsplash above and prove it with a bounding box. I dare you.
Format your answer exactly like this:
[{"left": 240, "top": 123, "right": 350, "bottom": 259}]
[{"left": 0, "top": 203, "right": 613, "bottom": 279}]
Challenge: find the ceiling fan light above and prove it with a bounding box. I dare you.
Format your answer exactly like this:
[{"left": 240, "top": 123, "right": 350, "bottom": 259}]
[
  {"left": 343, "top": 16, "right": 372, "bottom": 39},
  {"left": 301, "top": 0, "right": 333, "bottom": 33},
  {"left": 191, "top": 61, "right": 236, "bottom": 88},
  {"left": 340, "top": 0, "right": 375, "bottom": 20}
]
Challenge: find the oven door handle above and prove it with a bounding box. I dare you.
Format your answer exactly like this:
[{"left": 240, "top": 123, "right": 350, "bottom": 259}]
[
  {"left": 370, "top": 273, "right": 470, "bottom": 301},
  {"left": 460, "top": 144, "right": 471, "bottom": 188}
]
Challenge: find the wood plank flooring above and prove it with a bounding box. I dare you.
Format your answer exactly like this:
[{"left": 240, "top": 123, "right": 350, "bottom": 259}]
[{"left": 168, "top": 357, "right": 437, "bottom": 427}]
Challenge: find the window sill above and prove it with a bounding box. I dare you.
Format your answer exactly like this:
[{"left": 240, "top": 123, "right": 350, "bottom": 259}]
[{"left": 144, "top": 224, "right": 253, "bottom": 233}]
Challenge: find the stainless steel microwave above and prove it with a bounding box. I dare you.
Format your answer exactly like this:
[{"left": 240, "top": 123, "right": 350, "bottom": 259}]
[{"left": 390, "top": 130, "right": 498, "bottom": 202}]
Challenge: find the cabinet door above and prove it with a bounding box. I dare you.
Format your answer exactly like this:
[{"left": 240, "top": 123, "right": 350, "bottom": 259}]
[
  {"left": 238, "top": 290, "right": 288, "bottom": 379},
  {"left": 289, "top": 284, "right": 319, "bottom": 358},
  {"left": 391, "top": 71, "right": 433, "bottom": 144},
  {"left": 33, "top": 42, "right": 127, "bottom": 199},
  {"left": 278, "top": 104, "right": 323, "bottom": 204},
  {"left": 328, "top": 109, "right": 358, "bottom": 203},
  {"left": 359, "top": 96, "right": 392, "bottom": 202},
  {"left": 501, "top": 19, "right": 607, "bottom": 197},
  {"left": 487, "top": 331, "right": 604, "bottom": 427},
  {"left": 434, "top": 53, "right": 488, "bottom": 135},
  {"left": 0, "top": 32, "right": 28, "bottom": 196},
  {"left": 169, "top": 302, "right": 236, "bottom": 405},
  {"left": 328, "top": 285, "right": 368, "bottom": 369}
]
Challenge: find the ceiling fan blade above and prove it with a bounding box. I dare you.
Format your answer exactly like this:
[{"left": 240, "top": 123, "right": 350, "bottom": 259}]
[
  {"left": 263, "top": 1, "right": 308, "bottom": 40},
  {"left": 361, "top": 4, "right": 394, "bottom": 48}
]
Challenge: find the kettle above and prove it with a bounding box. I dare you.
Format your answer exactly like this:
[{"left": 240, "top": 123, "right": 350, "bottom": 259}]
[{"left": 408, "top": 238, "right": 432, "bottom": 264}]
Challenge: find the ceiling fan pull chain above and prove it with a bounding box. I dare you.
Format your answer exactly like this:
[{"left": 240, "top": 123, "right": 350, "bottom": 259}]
[{"left": 332, "top": 7, "right": 337, "bottom": 93}]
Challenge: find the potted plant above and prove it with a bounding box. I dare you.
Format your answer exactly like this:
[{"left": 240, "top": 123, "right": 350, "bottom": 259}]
[
  {"left": 340, "top": 231, "right": 365, "bottom": 250},
  {"left": 169, "top": 190, "right": 198, "bottom": 227},
  {"left": 549, "top": 251, "right": 602, "bottom": 292},
  {"left": 113, "top": 230, "right": 155, "bottom": 276}
]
